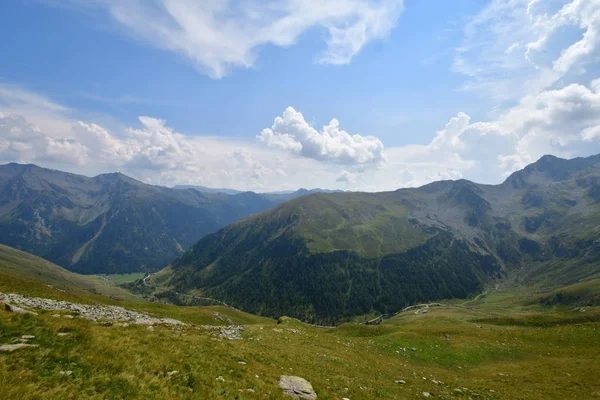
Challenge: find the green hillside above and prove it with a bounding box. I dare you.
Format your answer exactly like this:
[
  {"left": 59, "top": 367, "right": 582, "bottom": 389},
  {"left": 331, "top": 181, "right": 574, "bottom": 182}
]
[
  {"left": 165, "top": 154, "right": 600, "bottom": 323},
  {"left": 0, "top": 244, "right": 139, "bottom": 301},
  {"left": 0, "top": 163, "right": 285, "bottom": 274},
  {"left": 1, "top": 264, "right": 599, "bottom": 399}
]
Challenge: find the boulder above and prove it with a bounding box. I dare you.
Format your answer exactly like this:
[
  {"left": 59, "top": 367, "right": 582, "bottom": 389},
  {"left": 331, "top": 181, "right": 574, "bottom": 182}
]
[{"left": 279, "top": 376, "right": 317, "bottom": 400}]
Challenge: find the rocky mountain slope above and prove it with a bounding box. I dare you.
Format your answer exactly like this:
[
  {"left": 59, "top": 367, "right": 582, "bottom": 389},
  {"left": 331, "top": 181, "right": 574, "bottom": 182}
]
[
  {"left": 0, "top": 163, "right": 286, "bottom": 274},
  {"left": 168, "top": 154, "right": 600, "bottom": 323}
]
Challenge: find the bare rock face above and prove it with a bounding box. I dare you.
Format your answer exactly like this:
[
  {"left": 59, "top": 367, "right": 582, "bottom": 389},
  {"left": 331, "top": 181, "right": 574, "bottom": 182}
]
[{"left": 279, "top": 376, "right": 317, "bottom": 400}]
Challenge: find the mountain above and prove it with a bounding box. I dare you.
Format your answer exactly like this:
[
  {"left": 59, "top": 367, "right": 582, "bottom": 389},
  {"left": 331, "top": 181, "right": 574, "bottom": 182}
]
[
  {"left": 0, "top": 163, "right": 286, "bottom": 274},
  {"left": 174, "top": 184, "right": 343, "bottom": 200},
  {"left": 172, "top": 185, "right": 244, "bottom": 195},
  {"left": 167, "top": 154, "right": 600, "bottom": 324}
]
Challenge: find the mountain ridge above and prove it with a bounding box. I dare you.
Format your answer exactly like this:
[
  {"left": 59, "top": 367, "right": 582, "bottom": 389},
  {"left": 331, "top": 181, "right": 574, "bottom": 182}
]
[
  {"left": 165, "top": 154, "right": 600, "bottom": 323},
  {"left": 0, "top": 163, "right": 293, "bottom": 274}
]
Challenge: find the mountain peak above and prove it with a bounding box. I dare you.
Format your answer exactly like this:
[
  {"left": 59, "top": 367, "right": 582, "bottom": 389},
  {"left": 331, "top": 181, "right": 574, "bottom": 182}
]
[{"left": 503, "top": 154, "right": 600, "bottom": 189}]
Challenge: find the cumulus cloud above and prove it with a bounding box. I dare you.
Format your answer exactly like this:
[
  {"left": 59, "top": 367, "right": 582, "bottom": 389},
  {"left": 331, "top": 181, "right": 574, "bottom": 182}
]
[
  {"left": 2, "top": 71, "right": 600, "bottom": 192},
  {"left": 336, "top": 170, "right": 356, "bottom": 184},
  {"left": 72, "top": 0, "right": 404, "bottom": 78},
  {"left": 258, "top": 106, "right": 385, "bottom": 166},
  {"left": 0, "top": 114, "right": 88, "bottom": 165},
  {"left": 407, "top": 79, "right": 600, "bottom": 183}
]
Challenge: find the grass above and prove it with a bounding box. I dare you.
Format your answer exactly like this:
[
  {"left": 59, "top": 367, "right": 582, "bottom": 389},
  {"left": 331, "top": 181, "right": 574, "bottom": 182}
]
[
  {"left": 104, "top": 273, "right": 146, "bottom": 285},
  {"left": 1, "top": 301, "right": 599, "bottom": 399},
  {"left": 1, "top": 245, "right": 600, "bottom": 399},
  {"left": 0, "top": 244, "right": 139, "bottom": 302}
]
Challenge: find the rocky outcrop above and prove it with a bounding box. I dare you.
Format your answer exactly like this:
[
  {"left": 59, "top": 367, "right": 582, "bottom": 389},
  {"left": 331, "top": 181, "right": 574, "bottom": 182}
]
[{"left": 0, "top": 293, "right": 183, "bottom": 326}]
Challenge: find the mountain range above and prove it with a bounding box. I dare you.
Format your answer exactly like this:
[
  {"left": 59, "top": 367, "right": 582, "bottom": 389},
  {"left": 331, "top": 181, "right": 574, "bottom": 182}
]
[
  {"left": 2, "top": 155, "right": 600, "bottom": 324},
  {"left": 165, "top": 154, "right": 600, "bottom": 323},
  {"left": 0, "top": 163, "right": 330, "bottom": 274}
]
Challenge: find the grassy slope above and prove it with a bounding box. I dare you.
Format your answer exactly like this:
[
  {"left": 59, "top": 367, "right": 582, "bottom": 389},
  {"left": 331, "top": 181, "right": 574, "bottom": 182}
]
[
  {"left": 0, "top": 244, "right": 272, "bottom": 327},
  {"left": 0, "top": 248, "right": 599, "bottom": 399},
  {"left": 0, "top": 288, "right": 598, "bottom": 399},
  {"left": 0, "top": 244, "right": 139, "bottom": 302},
  {"left": 105, "top": 273, "right": 146, "bottom": 285}
]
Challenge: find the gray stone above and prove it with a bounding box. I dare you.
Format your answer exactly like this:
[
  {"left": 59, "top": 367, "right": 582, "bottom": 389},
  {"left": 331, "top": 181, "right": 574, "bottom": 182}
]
[
  {"left": 279, "top": 376, "right": 317, "bottom": 400},
  {"left": 0, "top": 343, "right": 39, "bottom": 352},
  {"left": 0, "top": 292, "right": 184, "bottom": 326}
]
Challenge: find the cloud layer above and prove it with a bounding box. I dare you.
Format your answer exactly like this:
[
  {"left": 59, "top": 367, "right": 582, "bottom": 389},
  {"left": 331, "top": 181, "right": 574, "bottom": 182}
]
[
  {"left": 2, "top": 77, "right": 600, "bottom": 192},
  {"left": 258, "top": 106, "right": 385, "bottom": 166},
  {"left": 82, "top": 0, "right": 404, "bottom": 78}
]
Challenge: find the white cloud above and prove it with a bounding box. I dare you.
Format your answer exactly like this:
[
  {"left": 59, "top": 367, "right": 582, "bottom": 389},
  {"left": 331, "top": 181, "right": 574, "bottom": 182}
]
[
  {"left": 73, "top": 0, "right": 403, "bottom": 78},
  {"left": 0, "top": 114, "right": 88, "bottom": 165},
  {"left": 409, "top": 80, "right": 600, "bottom": 182},
  {"left": 258, "top": 106, "right": 385, "bottom": 166},
  {"left": 455, "top": 0, "right": 600, "bottom": 101},
  {"left": 336, "top": 170, "right": 356, "bottom": 184},
  {"left": 2, "top": 79, "right": 600, "bottom": 192}
]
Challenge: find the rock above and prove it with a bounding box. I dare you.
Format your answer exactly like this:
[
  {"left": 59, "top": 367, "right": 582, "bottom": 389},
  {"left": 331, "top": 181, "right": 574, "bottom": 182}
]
[
  {"left": 146, "top": 326, "right": 154, "bottom": 331},
  {"left": 103, "top": 322, "right": 113, "bottom": 327},
  {"left": 167, "top": 370, "right": 179, "bottom": 377},
  {"left": 0, "top": 343, "right": 39, "bottom": 352},
  {"left": 278, "top": 376, "right": 317, "bottom": 400},
  {"left": 217, "top": 325, "right": 243, "bottom": 340},
  {"left": 60, "top": 370, "right": 73, "bottom": 376},
  {"left": 423, "top": 392, "right": 431, "bottom": 398},
  {"left": 21, "top": 335, "right": 35, "bottom": 340},
  {"left": 57, "top": 333, "right": 70, "bottom": 337},
  {"left": 0, "top": 292, "right": 184, "bottom": 326},
  {"left": 216, "top": 376, "right": 225, "bottom": 382},
  {"left": 471, "top": 393, "right": 479, "bottom": 398},
  {"left": 238, "top": 361, "right": 247, "bottom": 365},
  {"left": 411, "top": 348, "right": 417, "bottom": 351},
  {"left": 246, "top": 389, "right": 256, "bottom": 393},
  {"left": 394, "top": 380, "right": 406, "bottom": 384},
  {"left": 4, "top": 303, "right": 37, "bottom": 315},
  {"left": 453, "top": 389, "right": 463, "bottom": 394}
]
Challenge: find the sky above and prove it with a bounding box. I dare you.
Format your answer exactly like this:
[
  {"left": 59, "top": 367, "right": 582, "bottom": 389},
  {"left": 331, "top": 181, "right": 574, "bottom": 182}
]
[{"left": 0, "top": 0, "right": 599, "bottom": 192}]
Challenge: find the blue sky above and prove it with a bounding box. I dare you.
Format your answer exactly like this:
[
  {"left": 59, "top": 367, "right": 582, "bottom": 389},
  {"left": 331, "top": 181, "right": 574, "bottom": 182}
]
[{"left": 1, "top": 0, "right": 599, "bottom": 191}]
